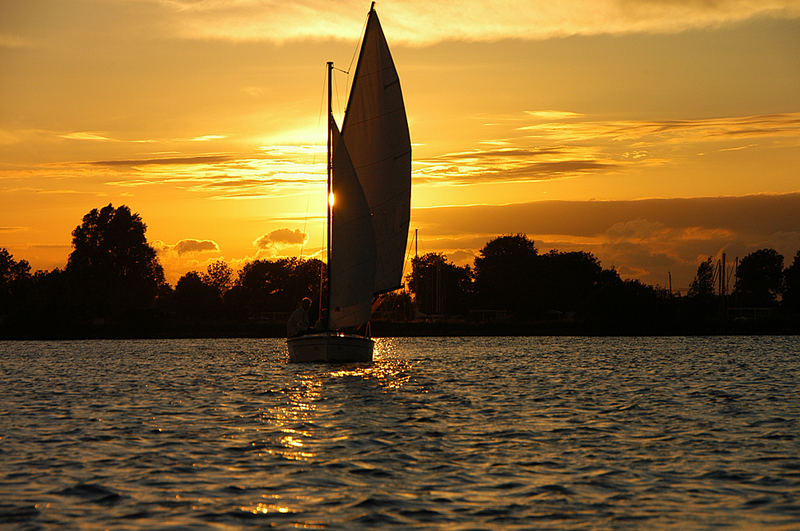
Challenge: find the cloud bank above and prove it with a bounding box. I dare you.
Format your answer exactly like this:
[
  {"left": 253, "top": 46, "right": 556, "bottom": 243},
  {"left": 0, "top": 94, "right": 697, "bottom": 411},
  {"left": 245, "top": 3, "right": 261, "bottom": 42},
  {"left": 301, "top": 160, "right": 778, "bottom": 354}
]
[{"left": 413, "top": 193, "right": 800, "bottom": 290}]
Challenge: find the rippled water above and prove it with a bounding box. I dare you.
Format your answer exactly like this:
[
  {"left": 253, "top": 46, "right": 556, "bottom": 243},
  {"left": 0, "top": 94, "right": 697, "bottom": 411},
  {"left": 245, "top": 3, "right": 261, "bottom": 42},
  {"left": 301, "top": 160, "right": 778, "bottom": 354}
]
[{"left": 1, "top": 336, "right": 799, "bottom": 529}]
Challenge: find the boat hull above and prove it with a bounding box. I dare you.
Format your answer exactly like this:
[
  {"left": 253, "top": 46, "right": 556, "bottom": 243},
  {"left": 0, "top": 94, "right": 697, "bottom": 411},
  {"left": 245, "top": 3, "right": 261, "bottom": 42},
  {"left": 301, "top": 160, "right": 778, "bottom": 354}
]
[{"left": 287, "top": 333, "right": 374, "bottom": 363}]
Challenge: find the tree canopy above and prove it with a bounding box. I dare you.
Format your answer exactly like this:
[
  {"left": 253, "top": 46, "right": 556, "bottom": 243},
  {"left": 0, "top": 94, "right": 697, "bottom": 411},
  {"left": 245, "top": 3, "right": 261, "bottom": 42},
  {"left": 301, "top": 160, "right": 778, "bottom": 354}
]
[
  {"left": 688, "top": 257, "right": 715, "bottom": 298},
  {"left": 0, "top": 248, "right": 31, "bottom": 314},
  {"left": 782, "top": 251, "right": 800, "bottom": 312},
  {"left": 406, "top": 253, "right": 471, "bottom": 316},
  {"left": 473, "top": 234, "right": 538, "bottom": 314},
  {"left": 734, "top": 248, "right": 784, "bottom": 306},
  {"left": 66, "top": 204, "right": 165, "bottom": 314}
]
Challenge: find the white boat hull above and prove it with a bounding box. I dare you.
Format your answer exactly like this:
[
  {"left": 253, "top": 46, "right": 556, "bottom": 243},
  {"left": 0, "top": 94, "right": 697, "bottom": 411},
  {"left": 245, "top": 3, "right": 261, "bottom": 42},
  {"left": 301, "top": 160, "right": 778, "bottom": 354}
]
[{"left": 287, "top": 333, "right": 374, "bottom": 363}]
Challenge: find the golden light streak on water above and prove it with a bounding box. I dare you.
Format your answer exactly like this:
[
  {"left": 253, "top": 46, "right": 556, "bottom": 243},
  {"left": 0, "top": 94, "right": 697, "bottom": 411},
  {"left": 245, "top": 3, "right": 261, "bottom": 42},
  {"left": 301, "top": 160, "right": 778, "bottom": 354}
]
[{"left": 241, "top": 503, "right": 293, "bottom": 515}]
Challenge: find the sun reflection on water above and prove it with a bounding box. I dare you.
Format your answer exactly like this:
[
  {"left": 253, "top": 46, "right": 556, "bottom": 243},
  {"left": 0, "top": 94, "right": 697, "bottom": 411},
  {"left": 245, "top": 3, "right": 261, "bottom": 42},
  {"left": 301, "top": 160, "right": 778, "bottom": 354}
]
[
  {"left": 241, "top": 502, "right": 293, "bottom": 515},
  {"left": 259, "top": 338, "right": 412, "bottom": 463},
  {"left": 259, "top": 374, "right": 323, "bottom": 461},
  {"left": 325, "top": 338, "right": 412, "bottom": 391}
]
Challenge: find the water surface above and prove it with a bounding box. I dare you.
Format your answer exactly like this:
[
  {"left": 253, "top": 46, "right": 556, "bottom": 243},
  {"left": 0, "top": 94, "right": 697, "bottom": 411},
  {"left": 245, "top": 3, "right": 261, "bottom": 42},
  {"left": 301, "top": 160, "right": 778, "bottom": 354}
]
[{"left": 1, "top": 336, "right": 799, "bottom": 528}]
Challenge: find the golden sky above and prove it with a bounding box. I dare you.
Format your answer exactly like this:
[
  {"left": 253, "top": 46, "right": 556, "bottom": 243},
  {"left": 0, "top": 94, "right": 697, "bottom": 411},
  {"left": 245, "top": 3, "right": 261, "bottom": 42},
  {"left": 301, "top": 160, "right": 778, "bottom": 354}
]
[{"left": 2, "top": 0, "right": 799, "bottom": 291}]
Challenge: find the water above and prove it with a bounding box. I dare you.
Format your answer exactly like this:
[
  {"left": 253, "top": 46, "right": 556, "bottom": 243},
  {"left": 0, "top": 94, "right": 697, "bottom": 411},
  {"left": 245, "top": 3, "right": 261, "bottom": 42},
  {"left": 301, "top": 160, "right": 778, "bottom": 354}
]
[{"left": 1, "top": 336, "right": 799, "bottom": 529}]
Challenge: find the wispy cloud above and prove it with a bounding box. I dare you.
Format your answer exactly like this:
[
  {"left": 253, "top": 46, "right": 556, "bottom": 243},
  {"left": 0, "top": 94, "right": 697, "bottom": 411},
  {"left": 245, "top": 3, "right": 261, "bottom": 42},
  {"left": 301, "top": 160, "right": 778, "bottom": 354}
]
[
  {"left": 190, "top": 135, "right": 227, "bottom": 142},
  {"left": 97, "top": 146, "right": 326, "bottom": 199},
  {"left": 517, "top": 112, "right": 800, "bottom": 143},
  {"left": 60, "top": 132, "right": 113, "bottom": 141},
  {"left": 158, "top": 0, "right": 800, "bottom": 44},
  {"left": 91, "top": 155, "right": 233, "bottom": 166},
  {"left": 0, "top": 33, "right": 36, "bottom": 49},
  {"left": 525, "top": 111, "right": 584, "bottom": 120},
  {"left": 414, "top": 111, "right": 800, "bottom": 185}
]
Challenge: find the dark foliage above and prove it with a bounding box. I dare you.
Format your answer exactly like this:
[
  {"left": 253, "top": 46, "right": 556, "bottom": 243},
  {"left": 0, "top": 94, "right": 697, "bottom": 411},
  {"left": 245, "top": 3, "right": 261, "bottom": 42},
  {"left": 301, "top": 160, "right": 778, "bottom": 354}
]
[
  {"left": 374, "top": 290, "right": 414, "bottom": 321},
  {"left": 0, "top": 248, "right": 31, "bottom": 316},
  {"left": 473, "top": 234, "right": 538, "bottom": 315},
  {"left": 203, "top": 260, "right": 234, "bottom": 296},
  {"left": 688, "top": 257, "right": 715, "bottom": 299},
  {"left": 406, "top": 253, "right": 472, "bottom": 316},
  {"left": 66, "top": 204, "right": 166, "bottom": 317},
  {"left": 734, "top": 248, "right": 784, "bottom": 307},
  {"left": 225, "top": 257, "right": 325, "bottom": 322},
  {"left": 3, "top": 204, "right": 800, "bottom": 338},
  {"left": 782, "top": 251, "right": 800, "bottom": 312},
  {"left": 173, "top": 271, "right": 222, "bottom": 318},
  {"left": 532, "top": 250, "right": 603, "bottom": 314}
]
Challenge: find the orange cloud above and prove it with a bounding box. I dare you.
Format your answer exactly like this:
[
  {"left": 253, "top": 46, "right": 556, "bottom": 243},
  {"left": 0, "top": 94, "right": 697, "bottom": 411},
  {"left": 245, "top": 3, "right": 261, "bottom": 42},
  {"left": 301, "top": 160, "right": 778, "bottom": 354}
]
[
  {"left": 254, "top": 229, "right": 308, "bottom": 250},
  {"left": 154, "top": 239, "right": 221, "bottom": 256}
]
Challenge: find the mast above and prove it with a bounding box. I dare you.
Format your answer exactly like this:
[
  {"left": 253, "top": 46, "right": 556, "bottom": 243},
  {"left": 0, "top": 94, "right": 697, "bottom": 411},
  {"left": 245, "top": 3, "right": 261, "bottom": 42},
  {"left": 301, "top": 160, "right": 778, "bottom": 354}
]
[{"left": 326, "top": 61, "right": 333, "bottom": 330}]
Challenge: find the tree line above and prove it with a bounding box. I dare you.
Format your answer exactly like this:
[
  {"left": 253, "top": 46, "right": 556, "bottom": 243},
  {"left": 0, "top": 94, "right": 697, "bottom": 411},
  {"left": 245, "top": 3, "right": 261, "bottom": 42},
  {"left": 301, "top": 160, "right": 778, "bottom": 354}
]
[
  {"left": 406, "top": 235, "right": 800, "bottom": 330},
  {"left": 1, "top": 204, "right": 799, "bottom": 338}
]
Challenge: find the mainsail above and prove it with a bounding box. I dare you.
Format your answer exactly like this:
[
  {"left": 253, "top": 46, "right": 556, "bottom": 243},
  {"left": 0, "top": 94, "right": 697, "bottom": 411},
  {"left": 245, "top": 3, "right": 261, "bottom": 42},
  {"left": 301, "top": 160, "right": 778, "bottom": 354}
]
[
  {"left": 328, "top": 121, "right": 377, "bottom": 329},
  {"left": 341, "top": 6, "right": 412, "bottom": 295}
]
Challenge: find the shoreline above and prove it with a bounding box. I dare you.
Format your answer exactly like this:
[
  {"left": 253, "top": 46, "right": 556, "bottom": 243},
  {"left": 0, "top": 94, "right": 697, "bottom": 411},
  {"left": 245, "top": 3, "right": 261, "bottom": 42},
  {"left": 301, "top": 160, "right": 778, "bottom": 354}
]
[{"left": 2, "top": 318, "right": 798, "bottom": 340}]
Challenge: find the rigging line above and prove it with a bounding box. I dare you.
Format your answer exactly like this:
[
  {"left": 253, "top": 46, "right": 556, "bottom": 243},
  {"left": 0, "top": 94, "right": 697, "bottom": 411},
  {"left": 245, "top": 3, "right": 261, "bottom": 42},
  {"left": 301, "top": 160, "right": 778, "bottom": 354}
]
[
  {"left": 299, "top": 199, "right": 310, "bottom": 260},
  {"left": 345, "top": 11, "right": 369, "bottom": 96},
  {"left": 313, "top": 65, "right": 328, "bottom": 316},
  {"left": 333, "top": 70, "right": 343, "bottom": 122},
  {"left": 400, "top": 227, "right": 416, "bottom": 287}
]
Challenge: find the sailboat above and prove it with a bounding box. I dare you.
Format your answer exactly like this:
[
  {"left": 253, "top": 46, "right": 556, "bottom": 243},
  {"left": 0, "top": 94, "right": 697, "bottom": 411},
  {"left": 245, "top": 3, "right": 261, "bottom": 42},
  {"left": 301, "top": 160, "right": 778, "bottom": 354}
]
[{"left": 287, "top": 3, "right": 411, "bottom": 363}]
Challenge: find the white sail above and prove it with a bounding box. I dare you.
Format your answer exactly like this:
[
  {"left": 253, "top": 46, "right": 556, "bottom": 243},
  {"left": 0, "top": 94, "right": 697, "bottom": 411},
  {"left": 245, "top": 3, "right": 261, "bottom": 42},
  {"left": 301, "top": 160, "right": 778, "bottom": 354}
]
[
  {"left": 342, "top": 7, "right": 411, "bottom": 294},
  {"left": 328, "top": 121, "right": 377, "bottom": 329}
]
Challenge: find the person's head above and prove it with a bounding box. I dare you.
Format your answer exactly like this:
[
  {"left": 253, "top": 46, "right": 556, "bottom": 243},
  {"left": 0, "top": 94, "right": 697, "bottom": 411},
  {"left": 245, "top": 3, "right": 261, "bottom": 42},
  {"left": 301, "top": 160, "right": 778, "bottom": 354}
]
[{"left": 301, "top": 297, "right": 312, "bottom": 310}]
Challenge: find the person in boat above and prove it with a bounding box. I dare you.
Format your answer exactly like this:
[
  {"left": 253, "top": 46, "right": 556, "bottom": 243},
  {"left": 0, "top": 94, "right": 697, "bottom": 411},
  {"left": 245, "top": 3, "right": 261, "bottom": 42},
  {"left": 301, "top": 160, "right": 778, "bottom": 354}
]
[
  {"left": 313, "top": 308, "right": 328, "bottom": 332},
  {"left": 287, "top": 297, "right": 312, "bottom": 337}
]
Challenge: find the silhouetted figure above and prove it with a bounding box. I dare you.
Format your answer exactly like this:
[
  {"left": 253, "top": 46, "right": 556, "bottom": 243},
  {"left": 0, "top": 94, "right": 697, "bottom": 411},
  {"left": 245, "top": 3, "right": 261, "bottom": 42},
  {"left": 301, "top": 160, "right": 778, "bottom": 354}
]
[
  {"left": 287, "top": 297, "right": 312, "bottom": 337},
  {"left": 313, "top": 308, "right": 328, "bottom": 332}
]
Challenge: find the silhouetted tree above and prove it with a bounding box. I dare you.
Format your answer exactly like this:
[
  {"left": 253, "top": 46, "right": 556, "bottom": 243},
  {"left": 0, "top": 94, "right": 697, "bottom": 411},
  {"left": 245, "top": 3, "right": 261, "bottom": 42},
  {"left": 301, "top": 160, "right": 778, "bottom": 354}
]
[
  {"left": 285, "top": 258, "right": 325, "bottom": 311},
  {"left": 688, "top": 257, "right": 715, "bottom": 298},
  {"left": 783, "top": 250, "right": 800, "bottom": 312},
  {"left": 202, "top": 259, "right": 234, "bottom": 296},
  {"left": 227, "top": 257, "right": 324, "bottom": 319},
  {"left": 407, "top": 253, "right": 472, "bottom": 316},
  {"left": 534, "top": 250, "right": 603, "bottom": 312},
  {"left": 584, "top": 272, "right": 671, "bottom": 331},
  {"left": 174, "top": 271, "right": 220, "bottom": 318},
  {"left": 66, "top": 204, "right": 166, "bottom": 317},
  {"left": 374, "top": 290, "right": 414, "bottom": 321},
  {"left": 0, "top": 248, "right": 32, "bottom": 318},
  {"left": 473, "top": 234, "right": 537, "bottom": 315},
  {"left": 734, "top": 248, "right": 784, "bottom": 307}
]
